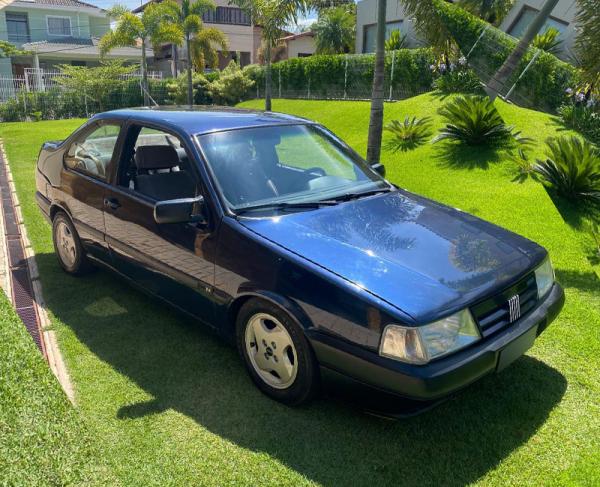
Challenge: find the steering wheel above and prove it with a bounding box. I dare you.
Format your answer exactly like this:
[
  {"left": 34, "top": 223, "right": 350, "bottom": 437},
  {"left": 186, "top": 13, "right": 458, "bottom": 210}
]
[
  {"left": 305, "top": 167, "right": 327, "bottom": 177},
  {"left": 74, "top": 144, "right": 105, "bottom": 176}
]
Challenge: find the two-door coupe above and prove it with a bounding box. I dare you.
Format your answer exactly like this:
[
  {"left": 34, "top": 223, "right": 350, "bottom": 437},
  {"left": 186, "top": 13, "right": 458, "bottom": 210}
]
[{"left": 36, "top": 107, "right": 565, "bottom": 407}]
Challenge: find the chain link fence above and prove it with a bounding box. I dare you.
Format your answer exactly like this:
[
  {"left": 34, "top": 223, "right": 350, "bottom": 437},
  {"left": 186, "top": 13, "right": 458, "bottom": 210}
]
[{"left": 251, "top": 50, "right": 437, "bottom": 102}]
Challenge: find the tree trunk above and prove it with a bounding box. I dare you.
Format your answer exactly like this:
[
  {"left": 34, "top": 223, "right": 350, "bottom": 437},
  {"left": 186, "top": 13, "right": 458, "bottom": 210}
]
[
  {"left": 141, "top": 41, "right": 149, "bottom": 106},
  {"left": 172, "top": 44, "right": 179, "bottom": 78},
  {"left": 186, "top": 33, "right": 194, "bottom": 107},
  {"left": 265, "top": 42, "right": 272, "bottom": 111},
  {"left": 486, "top": 0, "right": 559, "bottom": 100},
  {"left": 366, "top": 0, "right": 386, "bottom": 165}
]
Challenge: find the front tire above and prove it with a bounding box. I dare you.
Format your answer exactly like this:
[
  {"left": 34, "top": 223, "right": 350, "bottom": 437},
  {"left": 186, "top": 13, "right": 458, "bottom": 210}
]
[
  {"left": 52, "top": 211, "right": 93, "bottom": 276},
  {"left": 236, "top": 299, "right": 319, "bottom": 406}
]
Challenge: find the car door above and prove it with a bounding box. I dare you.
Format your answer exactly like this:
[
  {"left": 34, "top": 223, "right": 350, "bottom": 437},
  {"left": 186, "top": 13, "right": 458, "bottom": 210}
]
[
  {"left": 102, "top": 123, "right": 217, "bottom": 326},
  {"left": 61, "top": 121, "right": 124, "bottom": 263}
]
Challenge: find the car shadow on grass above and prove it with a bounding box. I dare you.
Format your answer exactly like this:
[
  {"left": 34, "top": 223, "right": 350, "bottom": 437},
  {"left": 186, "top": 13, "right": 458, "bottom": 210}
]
[{"left": 34, "top": 253, "right": 567, "bottom": 487}]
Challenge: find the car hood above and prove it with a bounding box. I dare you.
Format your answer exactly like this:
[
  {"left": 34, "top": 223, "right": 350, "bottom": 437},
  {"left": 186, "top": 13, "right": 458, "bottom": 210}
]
[{"left": 240, "top": 190, "right": 546, "bottom": 323}]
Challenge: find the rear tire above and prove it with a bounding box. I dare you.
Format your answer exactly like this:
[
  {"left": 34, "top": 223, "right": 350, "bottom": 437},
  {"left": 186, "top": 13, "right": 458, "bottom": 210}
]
[
  {"left": 52, "top": 211, "right": 93, "bottom": 276},
  {"left": 236, "top": 299, "right": 319, "bottom": 406}
]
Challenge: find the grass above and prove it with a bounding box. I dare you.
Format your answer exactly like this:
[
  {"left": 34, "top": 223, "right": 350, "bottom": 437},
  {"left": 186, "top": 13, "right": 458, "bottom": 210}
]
[
  {"left": 0, "top": 93, "right": 598, "bottom": 485},
  {"left": 0, "top": 290, "right": 113, "bottom": 484}
]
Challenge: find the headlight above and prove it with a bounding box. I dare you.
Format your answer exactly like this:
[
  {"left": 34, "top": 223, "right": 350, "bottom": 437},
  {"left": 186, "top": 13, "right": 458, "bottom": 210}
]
[
  {"left": 380, "top": 309, "right": 480, "bottom": 365},
  {"left": 534, "top": 256, "right": 554, "bottom": 299}
]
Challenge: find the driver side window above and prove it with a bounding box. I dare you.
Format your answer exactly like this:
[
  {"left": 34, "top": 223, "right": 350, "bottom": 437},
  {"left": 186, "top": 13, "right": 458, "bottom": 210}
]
[{"left": 65, "top": 124, "right": 121, "bottom": 180}]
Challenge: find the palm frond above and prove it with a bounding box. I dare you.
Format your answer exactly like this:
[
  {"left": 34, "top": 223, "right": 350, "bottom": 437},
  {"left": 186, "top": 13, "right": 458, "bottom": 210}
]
[
  {"left": 384, "top": 116, "right": 433, "bottom": 152},
  {"left": 533, "top": 136, "right": 600, "bottom": 204}
]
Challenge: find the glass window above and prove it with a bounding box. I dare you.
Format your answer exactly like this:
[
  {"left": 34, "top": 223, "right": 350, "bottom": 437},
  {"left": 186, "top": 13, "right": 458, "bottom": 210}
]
[
  {"left": 198, "top": 124, "right": 389, "bottom": 211},
  {"left": 6, "top": 13, "right": 29, "bottom": 43},
  {"left": 47, "top": 16, "right": 72, "bottom": 36},
  {"left": 363, "top": 21, "right": 403, "bottom": 53},
  {"left": 66, "top": 124, "right": 121, "bottom": 179},
  {"left": 202, "top": 7, "right": 250, "bottom": 25},
  {"left": 508, "top": 7, "right": 568, "bottom": 38},
  {"left": 134, "top": 127, "right": 183, "bottom": 150}
]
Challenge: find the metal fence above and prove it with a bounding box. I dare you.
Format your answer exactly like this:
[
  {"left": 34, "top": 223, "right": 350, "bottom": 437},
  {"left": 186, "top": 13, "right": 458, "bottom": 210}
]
[{"left": 0, "top": 68, "right": 163, "bottom": 102}]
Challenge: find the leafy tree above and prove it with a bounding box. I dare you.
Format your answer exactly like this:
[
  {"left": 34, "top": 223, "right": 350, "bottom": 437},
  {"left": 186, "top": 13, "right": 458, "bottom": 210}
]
[
  {"left": 312, "top": 6, "right": 355, "bottom": 54},
  {"left": 312, "top": 0, "right": 354, "bottom": 14},
  {"left": 0, "top": 40, "right": 29, "bottom": 58},
  {"left": 100, "top": 4, "right": 181, "bottom": 105},
  {"left": 576, "top": 0, "right": 600, "bottom": 87},
  {"left": 232, "top": 0, "right": 312, "bottom": 111},
  {"left": 457, "top": 0, "right": 514, "bottom": 25},
  {"left": 56, "top": 62, "right": 137, "bottom": 111},
  {"left": 385, "top": 30, "right": 407, "bottom": 51}
]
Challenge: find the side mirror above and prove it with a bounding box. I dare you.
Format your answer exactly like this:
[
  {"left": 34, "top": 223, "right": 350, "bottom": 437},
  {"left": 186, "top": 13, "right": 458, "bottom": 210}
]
[
  {"left": 154, "top": 195, "right": 206, "bottom": 225},
  {"left": 371, "top": 163, "right": 386, "bottom": 178}
]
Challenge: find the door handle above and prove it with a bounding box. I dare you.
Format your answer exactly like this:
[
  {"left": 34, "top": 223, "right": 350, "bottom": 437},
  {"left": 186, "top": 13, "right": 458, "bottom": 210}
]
[{"left": 104, "top": 197, "right": 121, "bottom": 210}]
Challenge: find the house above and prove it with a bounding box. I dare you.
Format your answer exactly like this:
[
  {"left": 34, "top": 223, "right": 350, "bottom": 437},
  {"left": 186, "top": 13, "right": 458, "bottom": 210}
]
[
  {"left": 355, "top": 0, "right": 421, "bottom": 53},
  {"left": 499, "top": 0, "right": 578, "bottom": 60},
  {"left": 279, "top": 31, "right": 316, "bottom": 59},
  {"left": 134, "top": 0, "right": 263, "bottom": 76},
  {"left": 0, "top": 0, "right": 150, "bottom": 78}
]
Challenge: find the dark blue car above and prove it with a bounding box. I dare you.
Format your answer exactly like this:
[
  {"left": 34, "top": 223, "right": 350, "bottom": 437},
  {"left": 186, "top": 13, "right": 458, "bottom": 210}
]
[{"left": 36, "top": 107, "right": 564, "bottom": 407}]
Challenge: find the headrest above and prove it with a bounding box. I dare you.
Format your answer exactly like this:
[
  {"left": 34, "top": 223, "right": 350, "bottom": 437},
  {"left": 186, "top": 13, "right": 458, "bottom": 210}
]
[{"left": 135, "top": 145, "right": 179, "bottom": 170}]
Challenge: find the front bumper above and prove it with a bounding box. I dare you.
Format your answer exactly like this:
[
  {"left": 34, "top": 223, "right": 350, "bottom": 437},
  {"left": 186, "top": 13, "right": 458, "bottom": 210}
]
[{"left": 311, "top": 283, "right": 565, "bottom": 401}]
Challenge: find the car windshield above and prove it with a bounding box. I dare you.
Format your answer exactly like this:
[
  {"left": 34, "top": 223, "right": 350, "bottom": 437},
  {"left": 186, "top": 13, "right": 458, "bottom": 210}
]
[{"left": 197, "top": 124, "right": 390, "bottom": 213}]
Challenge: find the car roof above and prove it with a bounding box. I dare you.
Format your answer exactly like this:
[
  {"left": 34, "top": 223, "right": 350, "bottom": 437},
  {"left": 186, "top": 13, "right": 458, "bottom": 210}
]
[{"left": 96, "top": 106, "right": 314, "bottom": 135}]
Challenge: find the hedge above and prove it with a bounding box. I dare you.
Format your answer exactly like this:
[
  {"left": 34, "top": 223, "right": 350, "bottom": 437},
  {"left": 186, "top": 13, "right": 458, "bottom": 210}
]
[
  {"left": 245, "top": 48, "right": 437, "bottom": 100},
  {"left": 432, "top": 0, "right": 581, "bottom": 112}
]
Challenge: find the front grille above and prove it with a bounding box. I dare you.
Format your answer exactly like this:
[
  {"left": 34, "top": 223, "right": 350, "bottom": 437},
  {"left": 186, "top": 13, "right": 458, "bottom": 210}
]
[{"left": 471, "top": 273, "right": 538, "bottom": 337}]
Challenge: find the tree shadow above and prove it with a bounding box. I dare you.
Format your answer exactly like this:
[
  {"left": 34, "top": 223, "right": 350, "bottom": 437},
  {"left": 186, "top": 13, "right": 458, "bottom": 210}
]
[
  {"left": 33, "top": 253, "right": 568, "bottom": 486},
  {"left": 434, "top": 142, "right": 509, "bottom": 170}
]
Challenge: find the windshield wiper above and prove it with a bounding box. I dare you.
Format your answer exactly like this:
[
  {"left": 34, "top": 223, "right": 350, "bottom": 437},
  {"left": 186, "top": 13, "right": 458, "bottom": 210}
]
[
  {"left": 236, "top": 200, "right": 339, "bottom": 214},
  {"left": 328, "top": 187, "right": 394, "bottom": 202}
]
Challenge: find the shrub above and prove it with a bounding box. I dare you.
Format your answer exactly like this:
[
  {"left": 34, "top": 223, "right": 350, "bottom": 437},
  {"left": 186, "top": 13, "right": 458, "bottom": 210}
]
[
  {"left": 166, "top": 71, "right": 213, "bottom": 105},
  {"left": 245, "top": 49, "right": 436, "bottom": 100},
  {"left": 432, "top": 57, "right": 483, "bottom": 95},
  {"left": 208, "top": 61, "right": 255, "bottom": 105},
  {"left": 532, "top": 27, "right": 562, "bottom": 55},
  {"left": 533, "top": 136, "right": 600, "bottom": 204},
  {"left": 434, "top": 95, "right": 527, "bottom": 146},
  {"left": 557, "top": 101, "right": 600, "bottom": 146},
  {"left": 384, "top": 116, "right": 433, "bottom": 152},
  {"left": 431, "top": 0, "right": 581, "bottom": 112}
]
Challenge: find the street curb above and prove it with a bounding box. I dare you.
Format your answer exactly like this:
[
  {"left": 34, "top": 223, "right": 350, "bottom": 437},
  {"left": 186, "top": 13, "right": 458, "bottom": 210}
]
[{"left": 0, "top": 141, "right": 74, "bottom": 403}]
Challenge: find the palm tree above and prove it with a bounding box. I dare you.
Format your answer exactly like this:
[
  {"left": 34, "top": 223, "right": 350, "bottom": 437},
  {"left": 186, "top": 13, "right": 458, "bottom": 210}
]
[
  {"left": 100, "top": 4, "right": 180, "bottom": 105},
  {"left": 232, "top": 0, "right": 312, "bottom": 111},
  {"left": 458, "top": 0, "right": 514, "bottom": 26},
  {"left": 158, "top": 0, "right": 221, "bottom": 107},
  {"left": 366, "top": 0, "right": 386, "bottom": 165},
  {"left": 486, "top": 0, "right": 560, "bottom": 100},
  {"left": 401, "top": 0, "right": 453, "bottom": 54},
  {"left": 312, "top": 6, "right": 355, "bottom": 54},
  {"left": 189, "top": 28, "right": 229, "bottom": 72}
]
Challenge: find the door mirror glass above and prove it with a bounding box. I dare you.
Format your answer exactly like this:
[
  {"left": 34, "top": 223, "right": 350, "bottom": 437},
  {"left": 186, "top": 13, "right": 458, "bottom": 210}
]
[{"left": 154, "top": 195, "right": 206, "bottom": 225}]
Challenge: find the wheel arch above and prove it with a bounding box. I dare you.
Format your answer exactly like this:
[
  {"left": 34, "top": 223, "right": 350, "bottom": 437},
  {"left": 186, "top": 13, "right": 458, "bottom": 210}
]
[{"left": 225, "top": 291, "right": 315, "bottom": 339}]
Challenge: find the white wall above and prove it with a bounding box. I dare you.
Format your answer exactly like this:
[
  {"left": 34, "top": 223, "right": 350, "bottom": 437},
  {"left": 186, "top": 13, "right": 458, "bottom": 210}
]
[{"left": 286, "top": 36, "right": 316, "bottom": 58}]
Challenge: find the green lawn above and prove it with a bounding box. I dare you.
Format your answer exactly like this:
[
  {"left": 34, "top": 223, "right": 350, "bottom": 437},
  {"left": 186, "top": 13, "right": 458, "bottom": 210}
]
[
  {"left": 0, "top": 94, "right": 598, "bottom": 486},
  {"left": 0, "top": 291, "right": 113, "bottom": 485}
]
